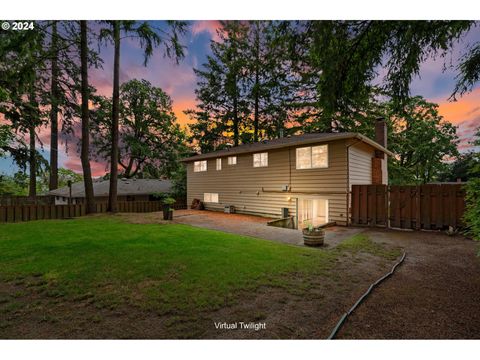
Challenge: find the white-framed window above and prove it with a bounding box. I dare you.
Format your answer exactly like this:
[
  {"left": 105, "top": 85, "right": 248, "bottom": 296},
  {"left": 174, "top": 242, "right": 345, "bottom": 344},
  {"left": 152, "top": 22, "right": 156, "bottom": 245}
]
[
  {"left": 228, "top": 156, "right": 237, "bottom": 165},
  {"left": 194, "top": 160, "right": 207, "bottom": 172},
  {"left": 204, "top": 193, "right": 219, "bottom": 203},
  {"left": 253, "top": 152, "right": 268, "bottom": 167},
  {"left": 296, "top": 145, "right": 328, "bottom": 169},
  {"left": 216, "top": 158, "right": 222, "bottom": 171}
]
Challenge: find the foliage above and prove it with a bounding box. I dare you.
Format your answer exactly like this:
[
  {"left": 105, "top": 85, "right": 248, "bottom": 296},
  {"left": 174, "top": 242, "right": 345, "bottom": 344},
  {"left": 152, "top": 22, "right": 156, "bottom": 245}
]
[
  {"left": 188, "top": 21, "right": 304, "bottom": 152},
  {"left": 0, "top": 168, "right": 81, "bottom": 195},
  {"left": 169, "top": 163, "right": 187, "bottom": 199},
  {"left": 150, "top": 191, "right": 167, "bottom": 201},
  {"left": 452, "top": 43, "right": 480, "bottom": 98},
  {"left": 97, "top": 20, "right": 187, "bottom": 212},
  {"left": 90, "top": 79, "right": 187, "bottom": 179},
  {"left": 381, "top": 96, "right": 459, "bottom": 184},
  {"left": 303, "top": 20, "right": 473, "bottom": 119},
  {"left": 437, "top": 152, "right": 480, "bottom": 182},
  {"left": 162, "top": 197, "right": 176, "bottom": 205},
  {"left": 0, "top": 125, "right": 14, "bottom": 156},
  {"left": 38, "top": 168, "right": 83, "bottom": 194},
  {"left": 464, "top": 178, "right": 480, "bottom": 241},
  {"left": 463, "top": 128, "right": 480, "bottom": 241},
  {"left": 0, "top": 173, "right": 28, "bottom": 195},
  {"left": 187, "top": 21, "right": 249, "bottom": 151}
]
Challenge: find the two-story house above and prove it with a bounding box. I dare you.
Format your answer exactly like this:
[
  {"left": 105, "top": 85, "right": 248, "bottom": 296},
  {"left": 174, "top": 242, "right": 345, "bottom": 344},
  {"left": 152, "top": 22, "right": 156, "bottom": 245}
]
[{"left": 181, "top": 120, "right": 392, "bottom": 227}]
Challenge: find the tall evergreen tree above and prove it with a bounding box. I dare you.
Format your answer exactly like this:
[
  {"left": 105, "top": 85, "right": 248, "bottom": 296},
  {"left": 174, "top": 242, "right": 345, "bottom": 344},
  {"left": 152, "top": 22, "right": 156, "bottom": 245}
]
[
  {"left": 79, "top": 20, "right": 96, "bottom": 214},
  {"left": 188, "top": 21, "right": 249, "bottom": 150},
  {"left": 0, "top": 28, "right": 48, "bottom": 197},
  {"left": 48, "top": 21, "right": 60, "bottom": 191},
  {"left": 99, "top": 20, "right": 186, "bottom": 212}
]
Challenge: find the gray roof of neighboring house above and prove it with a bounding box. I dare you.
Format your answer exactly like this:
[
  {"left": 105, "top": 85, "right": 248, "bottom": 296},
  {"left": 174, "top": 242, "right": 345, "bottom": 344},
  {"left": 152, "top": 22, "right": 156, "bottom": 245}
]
[
  {"left": 181, "top": 132, "right": 394, "bottom": 162},
  {"left": 48, "top": 179, "right": 172, "bottom": 198}
]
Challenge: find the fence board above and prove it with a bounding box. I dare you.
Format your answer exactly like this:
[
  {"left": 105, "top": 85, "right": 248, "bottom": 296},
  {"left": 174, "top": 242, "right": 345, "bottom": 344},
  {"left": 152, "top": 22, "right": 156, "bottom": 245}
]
[
  {"left": 0, "top": 200, "right": 185, "bottom": 223},
  {"left": 351, "top": 184, "right": 466, "bottom": 230}
]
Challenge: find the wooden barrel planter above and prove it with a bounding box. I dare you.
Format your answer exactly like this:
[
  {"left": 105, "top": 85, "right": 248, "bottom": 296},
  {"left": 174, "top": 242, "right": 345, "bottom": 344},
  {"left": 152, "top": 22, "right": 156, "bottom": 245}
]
[{"left": 302, "top": 228, "right": 325, "bottom": 246}]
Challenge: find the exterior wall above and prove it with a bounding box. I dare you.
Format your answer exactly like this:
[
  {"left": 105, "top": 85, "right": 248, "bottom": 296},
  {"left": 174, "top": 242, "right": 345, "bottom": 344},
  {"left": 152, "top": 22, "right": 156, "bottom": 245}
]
[
  {"left": 348, "top": 140, "right": 388, "bottom": 187},
  {"left": 186, "top": 139, "right": 350, "bottom": 226},
  {"left": 348, "top": 141, "right": 373, "bottom": 188}
]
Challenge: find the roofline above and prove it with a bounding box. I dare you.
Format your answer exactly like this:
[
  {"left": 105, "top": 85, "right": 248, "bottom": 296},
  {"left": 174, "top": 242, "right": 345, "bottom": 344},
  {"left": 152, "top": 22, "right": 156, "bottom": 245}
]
[{"left": 181, "top": 133, "right": 394, "bottom": 162}]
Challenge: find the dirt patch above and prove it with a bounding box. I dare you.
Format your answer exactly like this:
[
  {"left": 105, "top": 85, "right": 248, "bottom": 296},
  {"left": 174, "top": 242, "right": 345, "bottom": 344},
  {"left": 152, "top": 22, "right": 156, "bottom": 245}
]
[
  {"left": 107, "top": 212, "right": 170, "bottom": 225},
  {"left": 336, "top": 229, "right": 480, "bottom": 339}
]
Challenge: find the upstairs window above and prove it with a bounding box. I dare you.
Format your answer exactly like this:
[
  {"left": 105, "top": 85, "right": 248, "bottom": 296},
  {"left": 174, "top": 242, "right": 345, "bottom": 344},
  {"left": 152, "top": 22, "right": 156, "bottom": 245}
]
[
  {"left": 216, "top": 158, "right": 222, "bottom": 170},
  {"left": 253, "top": 152, "right": 268, "bottom": 167},
  {"left": 194, "top": 160, "right": 207, "bottom": 172},
  {"left": 228, "top": 156, "right": 237, "bottom": 165},
  {"left": 296, "top": 145, "right": 328, "bottom": 169}
]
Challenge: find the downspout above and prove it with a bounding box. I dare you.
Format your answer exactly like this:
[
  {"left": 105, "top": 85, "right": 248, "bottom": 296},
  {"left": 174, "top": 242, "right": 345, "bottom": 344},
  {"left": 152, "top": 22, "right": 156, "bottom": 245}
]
[{"left": 345, "top": 139, "right": 362, "bottom": 227}]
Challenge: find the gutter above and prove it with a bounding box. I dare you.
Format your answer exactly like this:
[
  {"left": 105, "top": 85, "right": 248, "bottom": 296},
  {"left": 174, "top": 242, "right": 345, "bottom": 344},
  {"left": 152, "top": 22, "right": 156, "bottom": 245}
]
[
  {"left": 181, "top": 133, "right": 394, "bottom": 162},
  {"left": 345, "top": 139, "right": 362, "bottom": 227}
]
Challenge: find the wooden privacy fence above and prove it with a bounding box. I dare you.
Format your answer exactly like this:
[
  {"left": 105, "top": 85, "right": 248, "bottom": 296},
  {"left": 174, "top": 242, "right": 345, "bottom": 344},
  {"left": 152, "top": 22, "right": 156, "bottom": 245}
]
[
  {"left": 0, "top": 200, "right": 187, "bottom": 223},
  {"left": 351, "top": 184, "right": 466, "bottom": 230}
]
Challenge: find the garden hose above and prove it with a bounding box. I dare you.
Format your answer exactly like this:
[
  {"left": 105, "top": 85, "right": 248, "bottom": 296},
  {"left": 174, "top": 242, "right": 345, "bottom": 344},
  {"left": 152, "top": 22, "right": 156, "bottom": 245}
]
[{"left": 327, "top": 251, "right": 407, "bottom": 339}]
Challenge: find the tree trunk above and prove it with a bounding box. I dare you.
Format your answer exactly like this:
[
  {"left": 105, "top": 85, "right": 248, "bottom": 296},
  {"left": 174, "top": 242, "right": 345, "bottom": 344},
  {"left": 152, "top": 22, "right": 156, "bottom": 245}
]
[
  {"left": 233, "top": 73, "right": 239, "bottom": 147},
  {"left": 49, "top": 20, "right": 59, "bottom": 190},
  {"left": 253, "top": 69, "right": 259, "bottom": 143},
  {"left": 28, "top": 124, "right": 36, "bottom": 197},
  {"left": 80, "top": 21, "right": 96, "bottom": 214},
  {"left": 108, "top": 22, "right": 120, "bottom": 213},
  {"left": 253, "top": 24, "right": 260, "bottom": 143}
]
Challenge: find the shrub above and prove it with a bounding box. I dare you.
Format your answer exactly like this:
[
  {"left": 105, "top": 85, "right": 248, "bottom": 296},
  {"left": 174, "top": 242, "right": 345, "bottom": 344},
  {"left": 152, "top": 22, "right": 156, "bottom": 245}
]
[
  {"left": 151, "top": 192, "right": 167, "bottom": 201},
  {"left": 162, "top": 197, "right": 176, "bottom": 206},
  {"left": 464, "top": 178, "right": 480, "bottom": 241}
]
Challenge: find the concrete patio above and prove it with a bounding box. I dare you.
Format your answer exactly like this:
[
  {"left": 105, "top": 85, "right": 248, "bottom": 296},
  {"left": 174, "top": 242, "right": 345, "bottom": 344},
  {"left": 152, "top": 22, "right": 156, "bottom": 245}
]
[{"left": 173, "top": 209, "right": 363, "bottom": 247}]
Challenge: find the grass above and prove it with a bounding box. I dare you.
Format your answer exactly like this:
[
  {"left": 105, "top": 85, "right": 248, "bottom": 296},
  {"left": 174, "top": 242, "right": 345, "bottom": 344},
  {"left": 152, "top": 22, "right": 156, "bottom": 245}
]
[
  {"left": 0, "top": 216, "right": 338, "bottom": 314},
  {"left": 0, "top": 216, "right": 402, "bottom": 322},
  {"left": 336, "top": 233, "right": 402, "bottom": 260}
]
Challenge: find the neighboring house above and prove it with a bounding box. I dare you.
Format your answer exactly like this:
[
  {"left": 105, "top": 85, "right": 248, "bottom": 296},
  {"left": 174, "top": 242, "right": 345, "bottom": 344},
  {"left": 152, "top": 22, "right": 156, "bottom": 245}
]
[
  {"left": 48, "top": 178, "right": 172, "bottom": 205},
  {"left": 181, "top": 120, "right": 393, "bottom": 227}
]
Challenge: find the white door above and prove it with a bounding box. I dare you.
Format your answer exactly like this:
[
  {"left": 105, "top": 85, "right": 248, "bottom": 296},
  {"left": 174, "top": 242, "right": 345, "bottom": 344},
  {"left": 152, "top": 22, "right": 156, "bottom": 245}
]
[{"left": 298, "top": 198, "right": 328, "bottom": 228}]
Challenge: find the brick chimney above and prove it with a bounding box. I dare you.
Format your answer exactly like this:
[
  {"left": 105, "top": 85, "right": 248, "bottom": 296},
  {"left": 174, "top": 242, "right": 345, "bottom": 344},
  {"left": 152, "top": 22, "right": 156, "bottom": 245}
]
[
  {"left": 375, "top": 117, "right": 387, "bottom": 148},
  {"left": 372, "top": 117, "right": 387, "bottom": 184}
]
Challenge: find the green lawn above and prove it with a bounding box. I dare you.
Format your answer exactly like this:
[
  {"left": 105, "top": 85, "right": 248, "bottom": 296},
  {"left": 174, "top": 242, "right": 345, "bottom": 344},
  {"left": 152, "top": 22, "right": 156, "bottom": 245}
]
[{"left": 0, "top": 216, "right": 340, "bottom": 314}]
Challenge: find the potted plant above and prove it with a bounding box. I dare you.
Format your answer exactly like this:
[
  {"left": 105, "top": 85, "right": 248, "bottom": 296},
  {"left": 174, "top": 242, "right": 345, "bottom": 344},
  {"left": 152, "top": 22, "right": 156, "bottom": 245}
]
[
  {"left": 302, "top": 221, "right": 325, "bottom": 247},
  {"left": 162, "top": 197, "right": 176, "bottom": 220}
]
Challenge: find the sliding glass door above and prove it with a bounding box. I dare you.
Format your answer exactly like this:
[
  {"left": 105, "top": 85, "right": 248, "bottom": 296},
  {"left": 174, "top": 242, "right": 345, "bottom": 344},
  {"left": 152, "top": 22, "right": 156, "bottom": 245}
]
[{"left": 298, "top": 198, "right": 328, "bottom": 228}]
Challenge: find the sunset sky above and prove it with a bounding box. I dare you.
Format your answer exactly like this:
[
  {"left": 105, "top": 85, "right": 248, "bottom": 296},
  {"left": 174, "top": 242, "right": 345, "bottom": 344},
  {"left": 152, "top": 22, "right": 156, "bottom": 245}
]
[{"left": 1, "top": 20, "right": 480, "bottom": 177}]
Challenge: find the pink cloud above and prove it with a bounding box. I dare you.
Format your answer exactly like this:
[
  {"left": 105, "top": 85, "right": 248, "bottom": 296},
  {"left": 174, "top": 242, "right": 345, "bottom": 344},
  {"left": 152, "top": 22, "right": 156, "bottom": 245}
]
[
  {"left": 191, "top": 20, "right": 222, "bottom": 42},
  {"left": 435, "top": 88, "right": 480, "bottom": 153}
]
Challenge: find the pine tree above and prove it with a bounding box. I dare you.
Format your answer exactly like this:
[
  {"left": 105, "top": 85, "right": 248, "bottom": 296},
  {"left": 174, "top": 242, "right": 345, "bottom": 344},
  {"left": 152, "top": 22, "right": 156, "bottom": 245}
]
[
  {"left": 188, "top": 21, "right": 249, "bottom": 151},
  {"left": 99, "top": 20, "right": 186, "bottom": 212}
]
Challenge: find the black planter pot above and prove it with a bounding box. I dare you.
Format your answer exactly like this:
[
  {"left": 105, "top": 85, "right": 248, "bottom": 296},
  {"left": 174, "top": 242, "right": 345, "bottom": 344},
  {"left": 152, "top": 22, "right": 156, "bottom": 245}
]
[{"left": 163, "top": 204, "right": 171, "bottom": 220}]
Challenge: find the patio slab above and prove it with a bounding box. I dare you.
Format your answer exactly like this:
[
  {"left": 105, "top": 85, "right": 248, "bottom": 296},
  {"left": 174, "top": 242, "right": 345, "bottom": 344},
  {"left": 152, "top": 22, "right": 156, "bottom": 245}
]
[{"left": 173, "top": 209, "right": 363, "bottom": 247}]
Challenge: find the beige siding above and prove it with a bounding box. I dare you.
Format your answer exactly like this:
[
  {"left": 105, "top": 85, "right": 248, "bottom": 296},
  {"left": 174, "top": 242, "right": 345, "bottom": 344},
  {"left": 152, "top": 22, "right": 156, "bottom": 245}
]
[
  {"left": 347, "top": 140, "right": 388, "bottom": 186},
  {"left": 348, "top": 141, "right": 373, "bottom": 187},
  {"left": 187, "top": 139, "right": 349, "bottom": 225}
]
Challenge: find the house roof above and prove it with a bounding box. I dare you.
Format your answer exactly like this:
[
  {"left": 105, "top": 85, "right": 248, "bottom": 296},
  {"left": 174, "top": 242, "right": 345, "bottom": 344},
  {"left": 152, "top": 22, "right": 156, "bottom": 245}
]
[
  {"left": 48, "top": 179, "right": 172, "bottom": 198},
  {"left": 181, "top": 132, "right": 394, "bottom": 162}
]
